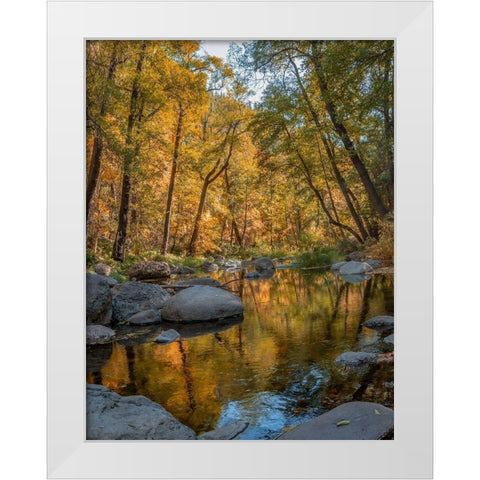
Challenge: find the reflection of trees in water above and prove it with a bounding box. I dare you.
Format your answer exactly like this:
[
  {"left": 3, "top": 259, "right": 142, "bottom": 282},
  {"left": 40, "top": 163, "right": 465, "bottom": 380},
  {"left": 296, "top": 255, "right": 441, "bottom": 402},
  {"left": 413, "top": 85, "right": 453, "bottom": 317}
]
[{"left": 86, "top": 271, "right": 394, "bottom": 434}]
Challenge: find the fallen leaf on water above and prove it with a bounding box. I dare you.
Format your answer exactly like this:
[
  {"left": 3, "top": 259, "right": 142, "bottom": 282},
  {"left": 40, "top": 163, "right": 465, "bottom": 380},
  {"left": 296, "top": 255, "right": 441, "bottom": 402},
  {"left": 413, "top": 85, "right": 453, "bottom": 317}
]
[
  {"left": 282, "top": 425, "right": 297, "bottom": 432},
  {"left": 374, "top": 409, "right": 381, "bottom": 415},
  {"left": 336, "top": 420, "right": 350, "bottom": 426}
]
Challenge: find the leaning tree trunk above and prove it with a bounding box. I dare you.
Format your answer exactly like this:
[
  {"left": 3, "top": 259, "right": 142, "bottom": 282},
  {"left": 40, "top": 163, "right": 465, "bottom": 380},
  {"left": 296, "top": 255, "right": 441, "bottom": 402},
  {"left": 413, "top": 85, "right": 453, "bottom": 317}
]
[
  {"left": 160, "top": 105, "right": 185, "bottom": 254},
  {"left": 86, "top": 41, "right": 120, "bottom": 221},
  {"left": 224, "top": 168, "right": 243, "bottom": 246},
  {"left": 112, "top": 42, "right": 146, "bottom": 261},
  {"left": 309, "top": 41, "right": 389, "bottom": 219}
]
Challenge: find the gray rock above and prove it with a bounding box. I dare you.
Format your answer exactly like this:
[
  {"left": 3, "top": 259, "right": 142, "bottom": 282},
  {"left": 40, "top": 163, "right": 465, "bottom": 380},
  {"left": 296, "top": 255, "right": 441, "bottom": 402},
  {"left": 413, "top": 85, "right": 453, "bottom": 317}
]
[
  {"left": 86, "top": 273, "right": 112, "bottom": 325},
  {"left": 174, "top": 277, "right": 221, "bottom": 287},
  {"left": 277, "top": 401, "right": 393, "bottom": 440},
  {"left": 223, "top": 259, "right": 242, "bottom": 270},
  {"left": 126, "top": 309, "right": 161, "bottom": 326},
  {"left": 335, "top": 351, "right": 377, "bottom": 366},
  {"left": 86, "top": 384, "right": 196, "bottom": 440},
  {"left": 128, "top": 261, "right": 171, "bottom": 280},
  {"left": 112, "top": 282, "right": 170, "bottom": 323},
  {"left": 104, "top": 276, "right": 118, "bottom": 287},
  {"left": 364, "top": 315, "right": 394, "bottom": 330},
  {"left": 214, "top": 256, "right": 226, "bottom": 265},
  {"left": 86, "top": 325, "right": 115, "bottom": 345},
  {"left": 198, "top": 421, "right": 249, "bottom": 440},
  {"left": 384, "top": 333, "right": 394, "bottom": 345},
  {"left": 154, "top": 329, "right": 180, "bottom": 344},
  {"left": 201, "top": 261, "right": 219, "bottom": 273},
  {"left": 93, "top": 263, "right": 111, "bottom": 276},
  {"left": 339, "top": 261, "right": 373, "bottom": 275},
  {"left": 347, "top": 251, "right": 366, "bottom": 262},
  {"left": 365, "top": 259, "right": 382, "bottom": 269},
  {"left": 253, "top": 257, "right": 275, "bottom": 271},
  {"left": 162, "top": 286, "right": 243, "bottom": 323},
  {"left": 331, "top": 261, "right": 348, "bottom": 273},
  {"left": 172, "top": 265, "right": 196, "bottom": 275}
]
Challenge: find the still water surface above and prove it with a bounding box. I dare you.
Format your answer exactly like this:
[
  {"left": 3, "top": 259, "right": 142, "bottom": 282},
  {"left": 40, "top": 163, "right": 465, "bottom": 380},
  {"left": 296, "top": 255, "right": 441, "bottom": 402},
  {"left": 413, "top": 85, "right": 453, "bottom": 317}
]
[{"left": 86, "top": 268, "right": 394, "bottom": 439}]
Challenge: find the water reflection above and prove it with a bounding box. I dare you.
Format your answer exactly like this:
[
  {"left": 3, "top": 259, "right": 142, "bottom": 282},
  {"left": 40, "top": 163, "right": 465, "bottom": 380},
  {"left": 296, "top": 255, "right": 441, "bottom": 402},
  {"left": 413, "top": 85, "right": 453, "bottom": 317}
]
[{"left": 86, "top": 269, "right": 394, "bottom": 438}]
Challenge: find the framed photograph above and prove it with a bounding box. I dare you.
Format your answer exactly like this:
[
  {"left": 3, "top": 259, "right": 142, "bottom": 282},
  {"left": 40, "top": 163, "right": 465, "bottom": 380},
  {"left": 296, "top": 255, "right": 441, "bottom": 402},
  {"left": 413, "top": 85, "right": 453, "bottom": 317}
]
[{"left": 48, "top": 0, "right": 432, "bottom": 478}]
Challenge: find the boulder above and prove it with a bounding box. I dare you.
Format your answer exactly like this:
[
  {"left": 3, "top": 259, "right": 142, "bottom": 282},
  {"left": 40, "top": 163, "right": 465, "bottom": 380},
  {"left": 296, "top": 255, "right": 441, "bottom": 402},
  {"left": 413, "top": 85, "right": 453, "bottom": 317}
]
[
  {"left": 174, "top": 277, "right": 221, "bottom": 287},
  {"left": 331, "top": 261, "right": 348, "bottom": 273},
  {"left": 277, "top": 401, "right": 393, "bottom": 440},
  {"left": 126, "top": 309, "right": 161, "bottom": 326},
  {"left": 128, "top": 261, "right": 170, "bottom": 280},
  {"left": 112, "top": 282, "right": 170, "bottom": 323},
  {"left": 86, "top": 273, "right": 112, "bottom": 325},
  {"left": 223, "top": 259, "right": 242, "bottom": 270},
  {"left": 338, "top": 261, "right": 373, "bottom": 275},
  {"left": 365, "top": 259, "right": 382, "bottom": 269},
  {"left": 376, "top": 352, "right": 394, "bottom": 364},
  {"left": 93, "top": 263, "right": 111, "bottom": 276},
  {"left": 162, "top": 286, "right": 243, "bottom": 323},
  {"left": 172, "top": 265, "right": 196, "bottom": 275},
  {"left": 244, "top": 271, "right": 261, "bottom": 279},
  {"left": 335, "top": 351, "right": 377, "bottom": 366},
  {"left": 383, "top": 333, "right": 394, "bottom": 345},
  {"left": 154, "top": 329, "right": 180, "bottom": 344},
  {"left": 340, "top": 273, "right": 372, "bottom": 284},
  {"left": 214, "top": 256, "right": 226, "bottom": 265},
  {"left": 364, "top": 315, "right": 394, "bottom": 330},
  {"left": 347, "top": 251, "right": 366, "bottom": 262},
  {"left": 86, "top": 325, "right": 115, "bottom": 345},
  {"left": 201, "top": 261, "right": 219, "bottom": 273},
  {"left": 253, "top": 257, "right": 275, "bottom": 272},
  {"left": 198, "top": 421, "right": 249, "bottom": 440},
  {"left": 103, "top": 276, "right": 118, "bottom": 287},
  {"left": 86, "top": 384, "right": 196, "bottom": 440}
]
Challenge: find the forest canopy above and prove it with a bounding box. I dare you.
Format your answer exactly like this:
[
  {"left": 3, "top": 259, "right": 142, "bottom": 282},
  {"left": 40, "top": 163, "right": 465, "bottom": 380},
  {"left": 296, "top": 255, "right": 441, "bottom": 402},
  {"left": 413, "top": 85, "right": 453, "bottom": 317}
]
[{"left": 86, "top": 40, "right": 394, "bottom": 264}]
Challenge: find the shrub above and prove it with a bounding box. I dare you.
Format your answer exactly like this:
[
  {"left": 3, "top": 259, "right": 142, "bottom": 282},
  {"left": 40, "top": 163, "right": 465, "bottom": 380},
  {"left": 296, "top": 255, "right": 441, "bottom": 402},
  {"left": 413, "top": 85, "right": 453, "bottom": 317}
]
[
  {"left": 298, "top": 248, "right": 345, "bottom": 268},
  {"left": 364, "top": 219, "right": 394, "bottom": 261}
]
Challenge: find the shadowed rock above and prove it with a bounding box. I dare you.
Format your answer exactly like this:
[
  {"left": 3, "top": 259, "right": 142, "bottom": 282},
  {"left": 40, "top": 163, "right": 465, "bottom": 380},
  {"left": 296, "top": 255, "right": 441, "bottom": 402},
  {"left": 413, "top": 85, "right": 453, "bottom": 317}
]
[
  {"left": 172, "top": 265, "right": 196, "bottom": 275},
  {"left": 383, "top": 333, "right": 394, "bottom": 345},
  {"left": 128, "top": 261, "right": 170, "bottom": 280},
  {"left": 154, "top": 329, "right": 180, "bottom": 344},
  {"left": 365, "top": 259, "right": 382, "bottom": 269},
  {"left": 364, "top": 315, "right": 394, "bottom": 330},
  {"left": 86, "top": 384, "right": 196, "bottom": 440},
  {"left": 277, "top": 401, "right": 393, "bottom": 440},
  {"left": 253, "top": 257, "right": 275, "bottom": 272},
  {"left": 331, "top": 261, "right": 348, "bottom": 273},
  {"left": 201, "top": 261, "right": 218, "bottom": 273},
  {"left": 162, "top": 286, "right": 243, "bottom": 323},
  {"left": 198, "top": 421, "right": 249, "bottom": 440},
  {"left": 86, "top": 273, "right": 112, "bottom": 325},
  {"left": 112, "top": 282, "right": 170, "bottom": 323},
  {"left": 335, "top": 351, "right": 377, "bottom": 366},
  {"left": 126, "top": 309, "right": 161, "bottom": 326}
]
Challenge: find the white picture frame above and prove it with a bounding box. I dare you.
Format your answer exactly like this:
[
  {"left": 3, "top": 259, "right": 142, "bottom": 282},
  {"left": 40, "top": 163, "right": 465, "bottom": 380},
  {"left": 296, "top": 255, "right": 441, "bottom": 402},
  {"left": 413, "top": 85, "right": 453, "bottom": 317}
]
[{"left": 47, "top": 1, "right": 433, "bottom": 478}]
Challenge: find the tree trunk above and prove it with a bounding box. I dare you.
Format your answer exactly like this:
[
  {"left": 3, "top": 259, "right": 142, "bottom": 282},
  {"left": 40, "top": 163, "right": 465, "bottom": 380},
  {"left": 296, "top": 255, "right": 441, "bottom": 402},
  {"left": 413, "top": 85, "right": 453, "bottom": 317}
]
[
  {"left": 112, "top": 42, "right": 146, "bottom": 261},
  {"left": 86, "top": 41, "right": 120, "bottom": 221},
  {"left": 308, "top": 41, "right": 389, "bottom": 218},
  {"left": 160, "top": 105, "right": 185, "bottom": 254},
  {"left": 224, "top": 168, "right": 243, "bottom": 246}
]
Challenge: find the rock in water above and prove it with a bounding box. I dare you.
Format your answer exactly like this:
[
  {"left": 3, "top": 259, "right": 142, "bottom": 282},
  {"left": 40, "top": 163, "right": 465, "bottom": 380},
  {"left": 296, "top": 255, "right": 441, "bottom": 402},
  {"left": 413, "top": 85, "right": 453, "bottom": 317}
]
[
  {"left": 338, "top": 261, "right": 373, "bottom": 275},
  {"left": 365, "top": 259, "right": 382, "bottom": 269},
  {"left": 253, "top": 257, "right": 275, "bottom": 272},
  {"left": 277, "top": 401, "right": 393, "bottom": 440},
  {"left": 93, "top": 263, "right": 111, "bottom": 276},
  {"left": 86, "top": 273, "right": 112, "bottom": 325},
  {"left": 162, "top": 286, "right": 243, "bottom": 323},
  {"left": 347, "top": 251, "right": 366, "bottom": 262},
  {"left": 86, "top": 384, "right": 196, "bottom": 440},
  {"left": 201, "top": 261, "right": 218, "bottom": 273},
  {"left": 198, "top": 421, "right": 249, "bottom": 440},
  {"left": 383, "top": 333, "right": 394, "bottom": 345},
  {"left": 335, "top": 352, "right": 377, "bottom": 366},
  {"left": 172, "top": 265, "right": 196, "bottom": 275},
  {"left": 86, "top": 325, "right": 115, "bottom": 345},
  {"left": 244, "top": 271, "right": 261, "bottom": 279},
  {"left": 173, "top": 277, "right": 221, "bottom": 287},
  {"left": 128, "top": 261, "right": 171, "bottom": 280},
  {"left": 364, "top": 315, "right": 394, "bottom": 330},
  {"left": 330, "top": 261, "right": 348, "bottom": 273},
  {"left": 126, "top": 309, "right": 161, "bottom": 326},
  {"left": 154, "top": 329, "right": 180, "bottom": 344},
  {"left": 112, "top": 282, "right": 170, "bottom": 323},
  {"left": 223, "top": 259, "right": 242, "bottom": 270}
]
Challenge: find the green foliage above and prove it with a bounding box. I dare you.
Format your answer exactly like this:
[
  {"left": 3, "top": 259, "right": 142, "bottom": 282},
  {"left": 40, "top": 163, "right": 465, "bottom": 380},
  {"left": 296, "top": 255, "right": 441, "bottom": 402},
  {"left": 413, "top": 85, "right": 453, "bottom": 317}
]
[{"left": 298, "top": 248, "right": 344, "bottom": 268}]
